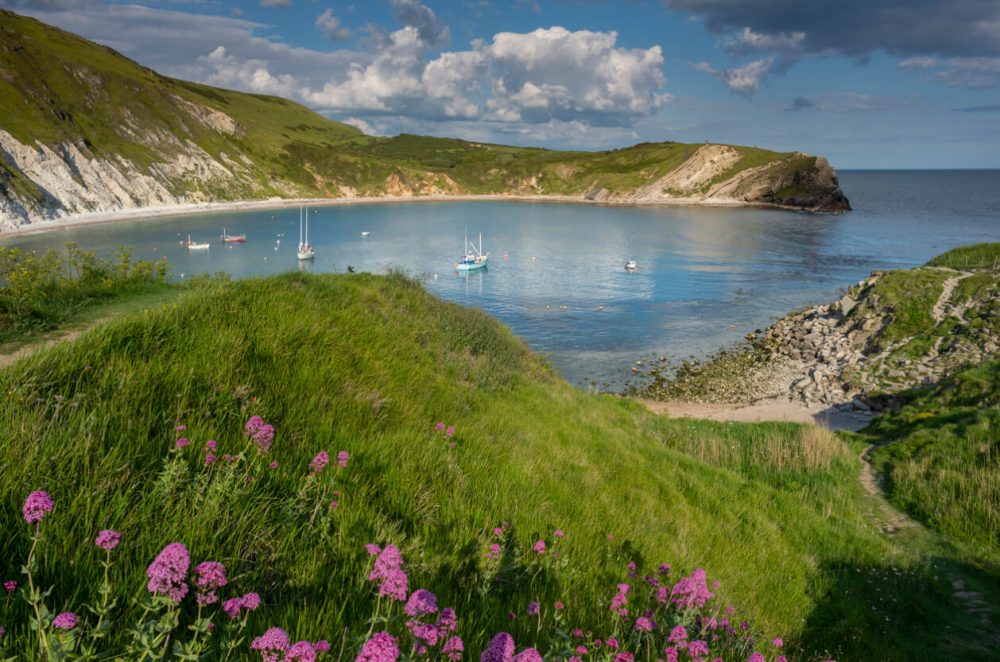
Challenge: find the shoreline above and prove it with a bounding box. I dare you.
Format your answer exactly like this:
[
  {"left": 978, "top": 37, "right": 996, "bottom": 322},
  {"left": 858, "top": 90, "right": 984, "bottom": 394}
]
[{"left": 2, "top": 193, "right": 820, "bottom": 239}]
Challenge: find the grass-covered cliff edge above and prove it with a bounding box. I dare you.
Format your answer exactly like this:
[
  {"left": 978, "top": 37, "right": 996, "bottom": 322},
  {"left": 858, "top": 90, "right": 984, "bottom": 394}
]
[{"left": 0, "top": 9, "right": 850, "bottom": 232}]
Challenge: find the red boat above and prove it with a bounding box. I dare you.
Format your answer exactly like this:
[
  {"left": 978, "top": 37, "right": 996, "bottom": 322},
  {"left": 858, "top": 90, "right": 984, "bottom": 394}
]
[{"left": 220, "top": 228, "right": 246, "bottom": 243}]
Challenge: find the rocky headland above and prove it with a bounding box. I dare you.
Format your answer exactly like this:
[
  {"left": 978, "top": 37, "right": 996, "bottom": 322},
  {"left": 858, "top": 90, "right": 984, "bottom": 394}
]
[{"left": 639, "top": 245, "right": 1000, "bottom": 416}]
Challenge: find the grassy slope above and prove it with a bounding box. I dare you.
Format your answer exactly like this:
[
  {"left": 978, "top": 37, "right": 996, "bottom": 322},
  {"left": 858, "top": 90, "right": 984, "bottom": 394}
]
[
  {"left": 0, "top": 272, "right": 992, "bottom": 660},
  {"left": 866, "top": 361, "right": 1000, "bottom": 559},
  {"left": 0, "top": 9, "right": 827, "bottom": 207}
]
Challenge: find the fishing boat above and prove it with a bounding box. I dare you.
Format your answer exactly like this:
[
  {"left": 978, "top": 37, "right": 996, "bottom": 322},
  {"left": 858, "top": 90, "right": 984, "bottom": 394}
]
[
  {"left": 625, "top": 259, "right": 637, "bottom": 271},
  {"left": 220, "top": 228, "right": 246, "bottom": 243},
  {"left": 456, "top": 230, "right": 488, "bottom": 271},
  {"left": 184, "top": 235, "right": 210, "bottom": 251},
  {"left": 297, "top": 206, "right": 315, "bottom": 261}
]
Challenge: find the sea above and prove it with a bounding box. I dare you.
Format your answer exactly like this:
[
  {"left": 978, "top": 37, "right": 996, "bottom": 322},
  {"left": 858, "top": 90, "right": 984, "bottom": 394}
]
[{"left": 3, "top": 170, "right": 998, "bottom": 390}]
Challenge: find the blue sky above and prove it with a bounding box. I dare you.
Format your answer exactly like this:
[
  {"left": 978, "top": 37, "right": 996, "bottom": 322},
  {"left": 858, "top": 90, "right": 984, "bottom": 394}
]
[{"left": 4, "top": 0, "right": 1000, "bottom": 168}]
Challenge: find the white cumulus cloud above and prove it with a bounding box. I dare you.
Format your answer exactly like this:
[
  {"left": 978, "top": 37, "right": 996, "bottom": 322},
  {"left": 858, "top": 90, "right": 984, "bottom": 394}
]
[{"left": 315, "top": 9, "right": 350, "bottom": 42}]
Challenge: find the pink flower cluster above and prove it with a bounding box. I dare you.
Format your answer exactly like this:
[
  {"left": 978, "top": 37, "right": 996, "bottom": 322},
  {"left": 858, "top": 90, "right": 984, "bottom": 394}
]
[
  {"left": 366, "top": 544, "right": 408, "bottom": 601},
  {"left": 146, "top": 542, "right": 190, "bottom": 603},
  {"left": 356, "top": 631, "right": 399, "bottom": 662},
  {"left": 95, "top": 529, "right": 121, "bottom": 551},
  {"left": 245, "top": 415, "right": 276, "bottom": 453},
  {"left": 22, "top": 490, "right": 54, "bottom": 524},
  {"left": 52, "top": 612, "right": 77, "bottom": 630},
  {"left": 667, "top": 568, "right": 714, "bottom": 609},
  {"left": 481, "top": 632, "right": 543, "bottom": 662},
  {"left": 337, "top": 451, "right": 349, "bottom": 468},
  {"left": 223, "top": 592, "right": 262, "bottom": 619},
  {"left": 194, "top": 561, "right": 228, "bottom": 606},
  {"left": 310, "top": 451, "right": 329, "bottom": 474}
]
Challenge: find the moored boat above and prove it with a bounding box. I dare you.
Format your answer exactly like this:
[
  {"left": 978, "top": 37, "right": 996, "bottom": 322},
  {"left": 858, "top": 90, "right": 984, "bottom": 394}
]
[
  {"left": 625, "top": 259, "right": 637, "bottom": 271},
  {"left": 297, "top": 206, "right": 315, "bottom": 261},
  {"left": 221, "top": 228, "right": 247, "bottom": 243},
  {"left": 456, "top": 230, "right": 488, "bottom": 271},
  {"left": 184, "top": 235, "right": 210, "bottom": 250}
]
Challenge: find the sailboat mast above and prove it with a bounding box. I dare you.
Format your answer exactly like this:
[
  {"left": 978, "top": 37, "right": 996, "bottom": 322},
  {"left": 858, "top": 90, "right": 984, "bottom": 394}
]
[{"left": 479, "top": 232, "right": 482, "bottom": 256}]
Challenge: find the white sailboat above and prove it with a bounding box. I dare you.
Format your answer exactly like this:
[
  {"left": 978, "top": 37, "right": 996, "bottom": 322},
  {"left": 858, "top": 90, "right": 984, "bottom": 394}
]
[
  {"left": 456, "top": 230, "right": 488, "bottom": 271},
  {"left": 297, "top": 206, "right": 315, "bottom": 261}
]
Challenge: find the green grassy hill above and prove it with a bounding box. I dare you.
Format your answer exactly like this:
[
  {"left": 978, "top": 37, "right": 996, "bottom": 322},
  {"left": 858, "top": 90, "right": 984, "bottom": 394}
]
[
  {"left": 0, "top": 8, "right": 849, "bottom": 231},
  {"left": 0, "top": 270, "right": 995, "bottom": 660}
]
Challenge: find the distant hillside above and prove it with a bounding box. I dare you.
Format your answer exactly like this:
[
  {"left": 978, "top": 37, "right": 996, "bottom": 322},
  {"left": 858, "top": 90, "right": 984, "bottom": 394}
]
[{"left": 0, "top": 9, "right": 850, "bottom": 231}]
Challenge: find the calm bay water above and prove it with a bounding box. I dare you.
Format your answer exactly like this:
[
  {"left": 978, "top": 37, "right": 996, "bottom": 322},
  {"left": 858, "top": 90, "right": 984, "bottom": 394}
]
[{"left": 3, "top": 170, "right": 999, "bottom": 389}]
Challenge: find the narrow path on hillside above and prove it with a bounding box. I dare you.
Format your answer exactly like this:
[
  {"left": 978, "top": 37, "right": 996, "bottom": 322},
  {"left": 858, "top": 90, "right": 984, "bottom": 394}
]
[
  {"left": 0, "top": 290, "right": 178, "bottom": 369},
  {"left": 931, "top": 271, "right": 975, "bottom": 323},
  {"left": 859, "top": 443, "right": 998, "bottom": 650}
]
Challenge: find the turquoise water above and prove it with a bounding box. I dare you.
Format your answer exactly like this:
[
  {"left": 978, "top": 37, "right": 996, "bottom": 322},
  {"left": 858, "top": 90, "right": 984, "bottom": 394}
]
[{"left": 4, "top": 170, "right": 999, "bottom": 389}]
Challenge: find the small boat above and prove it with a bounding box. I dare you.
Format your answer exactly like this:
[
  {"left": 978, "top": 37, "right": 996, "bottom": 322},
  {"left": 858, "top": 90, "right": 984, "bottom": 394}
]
[
  {"left": 220, "top": 228, "right": 246, "bottom": 243},
  {"left": 184, "top": 235, "right": 210, "bottom": 251},
  {"left": 361, "top": 231, "right": 371, "bottom": 237},
  {"left": 297, "top": 205, "right": 315, "bottom": 261},
  {"left": 625, "top": 259, "right": 637, "bottom": 271},
  {"left": 456, "top": 230, "right": 488, "bottom": 271}
]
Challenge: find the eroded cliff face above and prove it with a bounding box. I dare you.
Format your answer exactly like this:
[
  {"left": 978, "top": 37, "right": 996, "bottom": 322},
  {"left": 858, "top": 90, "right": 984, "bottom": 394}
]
[
  {"left": 0, "top": 119, "right": 280, "bottom": 231},
  {"left": 588, "top": 145, "right": 851, "bottom": 212}
]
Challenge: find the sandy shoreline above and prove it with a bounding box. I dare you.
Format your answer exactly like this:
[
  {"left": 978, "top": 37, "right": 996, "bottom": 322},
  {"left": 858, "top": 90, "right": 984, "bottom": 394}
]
[
  {"left": 641, "top": 397, "right": 872, "bottom": 431},
  {"left": 2, "top": 193, "right": 778, "bottom": 238}
]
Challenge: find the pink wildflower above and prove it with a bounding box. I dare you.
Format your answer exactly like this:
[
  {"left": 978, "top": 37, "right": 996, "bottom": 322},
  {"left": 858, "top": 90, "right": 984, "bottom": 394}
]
[
  {"left": 366, "top": 544, "right": 381, "bottom": 556},
  {"left": 175, "top": 438, "right": 190, "bottom": 449},
  {"left": 572, "top": 629, "right": 583, "bottom": 639},
  {"left": 569, "top": 658, "right": 582, "bottom": 662},
  {"left": 337, "top": 451, "right": 350, "bottom": 468},
  {"left": 658, "top": 563, "right": 671, "bottom": 575},
  {"left": 245, "top": 415, "right": 275, "bottom": 453},
  {"left": 407, "top": 621, "right": 442, "bottom": 647},
  {"left": 205, "top": 454, "right": 216, "bottom": 465},
  {"left": 445, "top": 426, "right": 455, "bottom": 437},
  {"left": 3, "top": 580, "right": 16, "bottom": 592},
  {"left": 356, "top": 632, "right": 399, "bottom": 662},
  {"left": 310, "top": 451, "right": 330, "bottom": 474},
  {"left": 481, "top": 633, "right": 515, "bottom": 662},
  {"left": 555, "top": 600, "right": 564, "bottom": 610},
  {"left": 514, "top": 648, "right": 542, "bottom": 662},
  {"left": 627, "top": 561, "right": 637, "bottom": 578},
  {"left": 634, "top": 617, "right": 655, "bottom": 633},
  {"left": 671, "top": 569, "right": 714, "bottom": 610},
  {"left": 747, "top": 654, "right": 765, "bottom": 662},
  {"left": 435, "top": 422, "right": 446, "bottom": 431},
  {"left": 532, "top": 540, "right": 546, "bottom": 554},
  {"left": 405, "top": 589, "right": 439, "bottom": 617},
  {"left": 52, "top": 612, "right": 77, "bottom": 630},
  {"left": 146, "top": 542, "right": 190, "bottom": 603},
  {"left": 206, "top": 440, "right": 217, "bottom": 450},
  {"left": 554, "top": 529, "right": 564, "bottom": 538},
  {"left": 315, "top": 640, "right": 331, "bottom": 653},
  {"left": 286, "top": 641, "right": 317, "bottom": 661},
  {"left": 606, "top": 638, "right": 620, "bottom": 650},
  {"left": 270, "top": 461, "right": 279, "bottom": 470},
  {"left": 493, "top": 527, "right": 504, "bottom": 537},
  {"left": 176, "top": 425, "right": 187, "bottom": 432},
  {"left": 242, "top": 592, "right": 261, "bottom": 610},
  {"left": 526, "top": 602, "right": 539, "bottom": 616},
  {"left": 576, "top": 646, "right": 588, "bottom": 655},
  {"left": 223, "top": 597, "right": 244, "bottom": 619},
  {"left": 436, "top": 607, "right": 458, "bottom": 633},
  {"left": 224, "top": 453, "right": 235, "bottom": 463},
  {"left": 772, "top": 638, "right": 783, "bottom": 648},
  {"left": 368, "top": 545, "right": 408, "bottom": 601},
  {"left": 329, "top": 501, "right": 339, "bottom": 510},
  {"left": 443, "top": 636, "right": 464, "bottom": 661},
  {"left": 22, "top": 491, "right": 54, "bottom": 524},
  {"left": 668, "top": 626, "right": 687, "bottom": 645},
  {"left": 776, "top": 658, "right": 788, "bottom": 662},
  {"left": 95, "top": 530, "right": 121, "bottom": 551},
  {"left": 252, "top": 627, "right": 290, "bottom": 662},
  {"left": 614, "top": 654, "right": 634, "bottom": 662},
  {"left": 194, "top": 561, "right": 227, "bottom": 606},
  {"left": 665, "top": 648, "right": 679, "bottom": 662},
  {"left": 688, "top": 641, "right": 710, "bottom": 657}
]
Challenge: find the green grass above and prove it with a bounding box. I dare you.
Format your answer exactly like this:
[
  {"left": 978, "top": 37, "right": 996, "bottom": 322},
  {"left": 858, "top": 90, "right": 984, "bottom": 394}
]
[
  {"left": 926, "top": 243, "right": 1000, "bottom": 270},
  {"left": 0, "top": 272, "right": 996, "bottom": 660},
  {"left": 0, "top": 243, "right": 172, "bottom": 343},
  {"left": 865, "top": 361, "right": 1000, "bottom": 559}
]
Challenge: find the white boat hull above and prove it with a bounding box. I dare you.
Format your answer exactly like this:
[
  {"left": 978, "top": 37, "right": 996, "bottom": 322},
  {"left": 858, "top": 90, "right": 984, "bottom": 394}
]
[{"left": 456, "top": 257, "right": 488, "bottom": 271}]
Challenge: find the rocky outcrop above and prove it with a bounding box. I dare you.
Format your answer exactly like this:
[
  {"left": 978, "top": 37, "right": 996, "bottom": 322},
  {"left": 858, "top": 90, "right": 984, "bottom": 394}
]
[
  {"left": 641, "top": 262, "right": 1000, "bottom": 410},
  {"left": 619, "top": 146, "right": 850, "bottom": 212}
]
